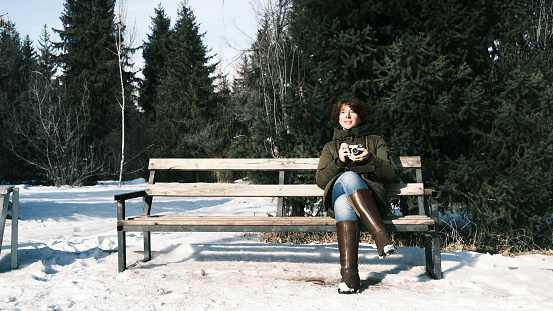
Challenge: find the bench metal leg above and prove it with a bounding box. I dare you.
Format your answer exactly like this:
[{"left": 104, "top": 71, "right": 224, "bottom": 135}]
[
  {"left": 144, "top": 231, "right": 151, "bottom": 261},
  {"left": 432, "top": 230, "right": 442, "bottom": 278},
  {"left": 0, "top": 188, "right": 18, "bottom": 270},
  {"left": 422, "top": 189, "right": 442, "bottom": 279},
  {"left": 11, "top": 188, "right": 18, "bottom": 269},
  {"left": 424, "top": 231, "right": 443, "bottom": 279},
  {"left": 117, "top": 199, "right": 127, "bottom": 272},
  {"left": 0, "top": 192, "right": 7, "bottom": 260},
  {"left": 118, "top": 230, "right": 127, "bottom": 272},
  {"left": 142, "top": 195, "right": 153, "bottom": 261}
]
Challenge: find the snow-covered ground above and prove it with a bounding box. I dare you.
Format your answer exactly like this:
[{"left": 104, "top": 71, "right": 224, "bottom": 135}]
[{"left": 1, "top": 180, "right": 552, "bottom": 310}]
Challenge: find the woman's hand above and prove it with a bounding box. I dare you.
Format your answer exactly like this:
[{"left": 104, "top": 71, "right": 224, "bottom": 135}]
[
  {"left": 349, "top": 147, "right": 369, "bottom": 163},
  {"left": 338, "top": 143, "right": 350, "bottom": 163},
  {"left": 340, "top": 143, "right": 369, "bottom": 163}
]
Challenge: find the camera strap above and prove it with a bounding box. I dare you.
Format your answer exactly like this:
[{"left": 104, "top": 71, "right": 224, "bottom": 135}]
[{"left": 348, "top": 165, "right": 375, "bottom": 174}]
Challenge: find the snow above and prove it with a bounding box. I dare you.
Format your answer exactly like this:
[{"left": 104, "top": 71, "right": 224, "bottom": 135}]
[{"left": 1, "top": 179, "right": 552, "bottom": 310}]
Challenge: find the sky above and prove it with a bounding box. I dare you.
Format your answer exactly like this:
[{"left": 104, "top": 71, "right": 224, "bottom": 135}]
[{"left": 0, "top": 0, "right": 259, "bottom": 79}]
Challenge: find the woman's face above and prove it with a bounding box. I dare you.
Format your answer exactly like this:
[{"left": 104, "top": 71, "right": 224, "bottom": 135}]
[{"left": 338, "top": 104, "right": 358, "bottom": 130}]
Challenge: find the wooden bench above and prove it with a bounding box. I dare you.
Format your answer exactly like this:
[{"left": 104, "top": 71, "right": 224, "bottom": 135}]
[
  {"left": 115, "top": 157, "right": 442, "bottom": 279},
  {"left": 0, "top": 186, "right": 19, "bottom": 270}
]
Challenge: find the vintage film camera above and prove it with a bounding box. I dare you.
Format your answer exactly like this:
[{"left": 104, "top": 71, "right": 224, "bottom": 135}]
[{"left": 348, "top": 144, "right": 364, "bottom": 156}]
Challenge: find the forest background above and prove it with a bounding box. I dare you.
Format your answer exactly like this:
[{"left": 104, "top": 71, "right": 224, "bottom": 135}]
[{"left": 1, "top": 0, "right": 552, "bottom": 253}]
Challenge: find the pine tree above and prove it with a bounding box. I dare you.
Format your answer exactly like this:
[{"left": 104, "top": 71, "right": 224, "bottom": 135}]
[
  {"left": 228, "top": 54, "right": 257, "bottom": 158},
  {"left": 443, "top": 0, "right": 553, "bottom": 248},
  {"left": 20, "top": 35, "right": 38, "bottom": 73},
  {"left": 153, "top": 1, "right": 217, "bottom": 160},
  {"left": 288, "top": 0, "right": 495, "bottom": 211},
  {"left": 54, "top": 0, "right": 121, "bottom": 143},
  {"left": 0, "top": 21, "right": 36, "bottom": 182},
  {"left": 234, "top": 0, "right": 553, "bottom": 237},
  {"left": 37, "top": 25, "right": 57, "bottom": 80},
  {"left": 288, "top": 0, "right": 386, "bottom": 159},
  {"left": 377, "top": 1, "right": 494, "bottom": 174},
  {"left": 139, "top": 4, "right": 173, "bottom": 120},
  {"left": 0, "top": 21, "right": 25, "bottom": 104},
  {"left": 290, "top": 0, "right": 381, "bottom": 100},
  {"left": 54, "top": 0, "right": 137, "bottom": 181}
]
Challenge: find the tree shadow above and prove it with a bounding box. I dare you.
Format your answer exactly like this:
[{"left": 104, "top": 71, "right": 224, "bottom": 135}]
[
  {"left": 17, "top": 190, "right": 232, "bottom": 221},
  {"left": 437, "top": 251, "right": 483, "bottom": 277},
  {"left": 0, "top": 242, "right": 116, "bottom": 272}
]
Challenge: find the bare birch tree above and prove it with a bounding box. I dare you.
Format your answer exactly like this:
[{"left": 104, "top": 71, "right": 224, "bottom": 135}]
[{"left": 114, "top": 0, "right": 137, "bottom": 187}]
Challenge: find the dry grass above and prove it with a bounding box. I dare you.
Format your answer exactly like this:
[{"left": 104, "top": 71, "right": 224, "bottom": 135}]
[
  {"left": 262, "top": 231, "right": 422, "bottom": 247},
  {"left": 260, "top": 223, "right": 553, "bottom": 257},
  {"left": 501, "top": 249, "right": 553, "bottom": 256},
  {"left": 262, "top": 232, "right": 337, "bottom": 244},
  {"left": 438, "top": 218, "right": 553, "bottom": 256},
  {"left": 262, "top": 231, "right": 410, "bottom": 245}
]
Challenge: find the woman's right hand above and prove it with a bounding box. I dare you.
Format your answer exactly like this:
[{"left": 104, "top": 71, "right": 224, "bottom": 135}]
[{"left": 339, "top": 143, "right": 350, "bottom": 163}]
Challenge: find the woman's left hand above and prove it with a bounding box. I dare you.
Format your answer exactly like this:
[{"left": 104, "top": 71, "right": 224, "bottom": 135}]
[{"left": 349, "top": 148, "right": 369, "bottom": 163}]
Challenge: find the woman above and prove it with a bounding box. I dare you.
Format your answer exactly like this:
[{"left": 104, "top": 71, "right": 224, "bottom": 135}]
[{"left": 316, "top": 97, "right": 398, "bottom": 294}]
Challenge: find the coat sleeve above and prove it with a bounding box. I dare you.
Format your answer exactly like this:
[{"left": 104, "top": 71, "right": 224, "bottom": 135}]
[
  {"left": 315, "top": 142, "right": 343, "bottom": 190},
  {"left": 367, "top": 136, "right": 398, "bottom": 184}
]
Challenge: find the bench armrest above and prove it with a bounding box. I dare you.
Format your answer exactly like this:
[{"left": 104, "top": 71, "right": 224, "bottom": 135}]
[
  {"left": 114, "top": 190, "right": 147, "bottom": 201},
  {"left": 115, "top": 191, "right": 148, "bottom": 221}
]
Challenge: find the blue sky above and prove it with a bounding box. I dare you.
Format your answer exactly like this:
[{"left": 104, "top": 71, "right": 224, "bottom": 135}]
[{"left": 1, "top": 0, "right": 258, "bottom": 78}]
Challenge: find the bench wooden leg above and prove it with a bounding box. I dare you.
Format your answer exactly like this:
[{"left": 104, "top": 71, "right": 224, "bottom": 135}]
[
  {"left": 424, "top": 231, "right": 443, "bottom": 279},
  {"left": 118, "top": 229, "right": 126, "bottom": 272}
]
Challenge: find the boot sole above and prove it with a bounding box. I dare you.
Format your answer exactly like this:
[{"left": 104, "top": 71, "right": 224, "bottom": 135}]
[
  {"left": 338, "top": 282, "right": 359, "bottom": 294},
  {"left": 379, "top": 244, "right": 398, "bottom": 259}
]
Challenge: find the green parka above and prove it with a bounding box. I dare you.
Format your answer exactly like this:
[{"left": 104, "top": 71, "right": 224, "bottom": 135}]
[{"left": 315, "top": 123, "right": 398, "bottom": 217}]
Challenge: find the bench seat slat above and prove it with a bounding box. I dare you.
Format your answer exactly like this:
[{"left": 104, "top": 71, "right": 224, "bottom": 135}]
[
  {"left": 145, "top": 183, "right": 424, "bottom": 197},
  {"left": 117, "top": 216, "right": 435, "bottom": 233},
  {"left": 119, "top": 215, "right": 435, "bottom": 226}
]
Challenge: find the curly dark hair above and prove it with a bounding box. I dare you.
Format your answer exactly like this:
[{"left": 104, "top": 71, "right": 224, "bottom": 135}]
[{"left": 330, "top": 97, "right": 369, "bottom": 126}]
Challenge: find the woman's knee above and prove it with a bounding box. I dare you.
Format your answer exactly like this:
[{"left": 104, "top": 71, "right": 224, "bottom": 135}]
[
  {"left": 336, "top": 171, "right": 359, "bottom": 184},
  {"left": 335, "top": 171, "right": 368, "bottom": 192},
  {"left": 333, "top": 195, "right": 358, "bottom": 222}
]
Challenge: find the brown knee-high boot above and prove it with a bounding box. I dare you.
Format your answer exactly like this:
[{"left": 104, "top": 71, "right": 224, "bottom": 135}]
[
  {"left": 347, "top": 188, "right": 397, "bottom": 258},
  {"left": 336, "top": 220, "right": 360, "bottom": 294}
]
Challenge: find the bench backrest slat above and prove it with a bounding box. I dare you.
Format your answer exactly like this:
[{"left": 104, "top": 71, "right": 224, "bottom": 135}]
[
  {"left": 148, "top": 156, "right": 421, "bottom": 171},
  {"left": 149, "top": 158, "right": 319, "bottom": 170},
  {"left": 145, "top": 182, "right": 423, "bottom": 197}
]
